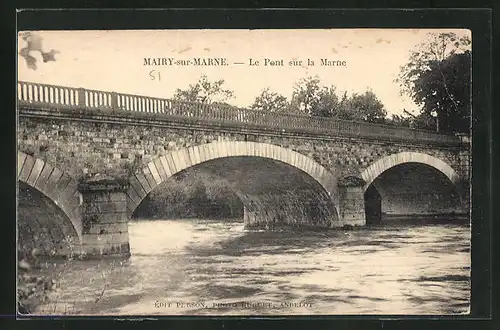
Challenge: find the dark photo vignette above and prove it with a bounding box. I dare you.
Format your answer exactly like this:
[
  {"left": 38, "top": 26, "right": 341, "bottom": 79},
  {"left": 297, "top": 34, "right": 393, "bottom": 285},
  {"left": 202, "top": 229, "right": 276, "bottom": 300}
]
[{"left": 1, "top": 5, "right": 493, "bottom": 330}]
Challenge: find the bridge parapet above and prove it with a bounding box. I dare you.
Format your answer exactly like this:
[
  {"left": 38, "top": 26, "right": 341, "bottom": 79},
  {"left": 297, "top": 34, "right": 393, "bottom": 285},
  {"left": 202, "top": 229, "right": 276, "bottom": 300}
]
[{"left": 17, "top": 81, "right": 464, "bottom": 145}]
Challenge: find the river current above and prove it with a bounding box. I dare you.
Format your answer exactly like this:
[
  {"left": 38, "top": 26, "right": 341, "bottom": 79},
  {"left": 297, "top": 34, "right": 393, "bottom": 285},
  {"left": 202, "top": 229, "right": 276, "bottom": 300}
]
[{"left": 32, "top": 219, "right": 470, "bottom": 315}]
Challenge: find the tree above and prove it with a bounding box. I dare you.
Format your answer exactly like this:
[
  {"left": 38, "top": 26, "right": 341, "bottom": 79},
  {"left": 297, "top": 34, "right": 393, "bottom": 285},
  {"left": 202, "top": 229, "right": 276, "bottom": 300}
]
[
  {"left": 311, "top": 86, "right": 341, "bottom": 118},
  {"left": 250, "top": 87, "right": 290, "bottom": 113},
  {"left": 387, "top": 112, "right": 436, "bottom": 130},
  {"left": 173, "top": 74, "right": 234, "bottom": 104},
  {"left": 413, "top": 51, "right": 471, "bottom": 133},
  {"left": 288, "top": 76, "right": 388, "bottom": 123},
  {"left": 343, "top": 90, "right": 387, "bottom": 123},
  {"left": 396, "top": 32, "right": 471, "bottom": 133},
  {"left": 388, "top": 114, "right": 412, "bottom": 127},
  {"left": 289, "top": 76, "right": 322, "bottom": 115}
]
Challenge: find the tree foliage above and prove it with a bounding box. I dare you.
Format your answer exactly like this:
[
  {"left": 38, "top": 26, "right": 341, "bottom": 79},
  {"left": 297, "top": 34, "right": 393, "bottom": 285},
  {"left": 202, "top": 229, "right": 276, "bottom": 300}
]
[
  {"left": 310, "top": 86, "right": 341, "bottom": 118},
  {"left": 387, "top": 112, "right": 438, "bottom": 130},
  {"left": 173, "top": 74, "right": 234, "bottom": 104},
  {"left": 289, "top": 76, "right": 322, "bottom": 115},
  {"left": 389, "top": 114, "right": 412, "bottom": 128},
  {"left": 286, "top": 76, "right": 387, "bottom": 123},
  {"left": 397, "top": 32, "right": 471, "bottom": 133},
  {"left": 250, "top": 87, "right": 290, "bottom": 113},
  {"left": 179, "top": 74, "right": 389, "bottom": 125},
  {"left": 343, "top": 91, "right": 387, "bottom": 123},
  {"left": 133, "top": 169, "right": 243, "bottom": 220}
]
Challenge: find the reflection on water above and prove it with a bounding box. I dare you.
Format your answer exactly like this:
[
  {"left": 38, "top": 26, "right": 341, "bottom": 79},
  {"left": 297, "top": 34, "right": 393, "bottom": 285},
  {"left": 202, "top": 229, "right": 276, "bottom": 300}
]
[{"left": 34, "top": 219, "right": 470, "bottom": 315}]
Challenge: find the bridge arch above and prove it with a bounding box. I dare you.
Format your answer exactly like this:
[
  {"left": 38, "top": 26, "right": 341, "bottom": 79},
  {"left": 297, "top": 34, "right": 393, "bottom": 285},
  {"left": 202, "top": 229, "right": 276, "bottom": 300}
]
[
  {"left": 361, "top": 151, "right": 461, "bottom": 191},
  {"left": 17, "top": 151, "right": 83, "bottom": 243},
  {"left": 125, "top": 141, "right": 338, "bottom": 219},
  {"left": 361, "top": 151, "right": 466, "bottom": 224}
]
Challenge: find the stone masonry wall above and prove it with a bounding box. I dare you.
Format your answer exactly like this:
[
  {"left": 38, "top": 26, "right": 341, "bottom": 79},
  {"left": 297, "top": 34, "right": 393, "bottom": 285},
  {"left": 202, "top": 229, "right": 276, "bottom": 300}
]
[
  {"left": 17, "top": 114, "right": 468, "bottom": 184},
  {"left": 79, "top": 181, "right": 130, "bottom": 258}
]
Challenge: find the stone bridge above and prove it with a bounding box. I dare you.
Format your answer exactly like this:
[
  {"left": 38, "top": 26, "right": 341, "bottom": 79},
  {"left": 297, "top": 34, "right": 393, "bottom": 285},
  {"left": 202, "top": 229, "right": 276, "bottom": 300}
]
[{"left": 16, "top": 81, "right": 470, "bottom": 258}]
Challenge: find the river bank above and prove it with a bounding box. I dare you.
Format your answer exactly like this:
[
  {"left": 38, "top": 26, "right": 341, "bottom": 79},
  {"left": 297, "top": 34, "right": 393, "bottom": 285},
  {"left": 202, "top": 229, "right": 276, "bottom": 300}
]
[{"left": 17, "top": 254, "right": 57, "bottom": 314}]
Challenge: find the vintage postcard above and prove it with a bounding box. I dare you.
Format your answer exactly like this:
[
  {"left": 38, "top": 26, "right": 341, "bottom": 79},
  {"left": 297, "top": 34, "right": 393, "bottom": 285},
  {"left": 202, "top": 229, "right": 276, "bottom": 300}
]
[{"left": 17, "top": 29, "right": 471, "bottom": 316}]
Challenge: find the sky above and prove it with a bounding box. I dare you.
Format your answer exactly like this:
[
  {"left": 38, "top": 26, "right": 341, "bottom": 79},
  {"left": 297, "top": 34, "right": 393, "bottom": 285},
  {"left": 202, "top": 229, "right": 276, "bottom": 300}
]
[{"left": 17, "top": 29, "right": 471, "bottom": 117}]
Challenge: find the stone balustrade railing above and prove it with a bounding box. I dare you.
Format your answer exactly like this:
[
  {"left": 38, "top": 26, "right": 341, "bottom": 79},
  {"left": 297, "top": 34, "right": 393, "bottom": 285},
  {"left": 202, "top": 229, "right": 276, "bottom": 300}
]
[{"left": 17, "top": 81, "right": 462, "bottom": 144}]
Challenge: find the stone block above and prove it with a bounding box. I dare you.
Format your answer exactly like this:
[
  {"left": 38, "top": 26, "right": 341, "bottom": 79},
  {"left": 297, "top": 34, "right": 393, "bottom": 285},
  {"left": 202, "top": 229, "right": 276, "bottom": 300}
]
[
  {"left": 17, "top": 152, "right": 27, "bottom": 178},
  {"left": 207, "top": 142, "right": 217, "bottom": 160},
  {"left": 43, "top": 167, "right": 63, "bottom": 198},
  {"left": 108, "top": 232, "right": 130, "bottom": 244},
  {"left": 53, "top": 174, "right": 73, "bottom": 200},
  {"left": 34, "top": 163, "right": 54, "bottom": 193},
  {"left": 81, "top": 242, "right": 130, "bottom": 257},
  {"left": 195, "top": 145, "right": 203, "bottom": 163},
  {"left": 81, "top": 233, "right": 105, "bottom": 246},
  {"left": 153, "top": 157, "right": 168, "bottom": 181},
  {"left": 183, "top": 147, "right": 194, "bottom": 167},
  {"left": 55, "top": 180, "right": 79, "bottom": 208},
  {"left": 135, "top": 172, "right": 151, "bottom": 194},
  {"left": 147, "top": 161, "right": 162, "bottom": 185},
  {"left": 27, "top": 158, "right": 45, "bottom": 186},
  {"left": 19, "top": 154, "right": 35, "bottom": 183},
  {"left": 85, "top": 200, "right": 128, "bottom": 214},
  {"left": 164, "top": 152, "right": 177, "bottom": 175},
  {"left": 219, "top": 141, "right": 229, "bottom": 158},
  {"left": 198, "top": 144, "right": 209, "bottom": 163},
  {"left": 63, "top": 191, "right": 81, "bottom": 214},
  {"left": 129, "top": 175, "right": 147, "bottom": 199},
  {"left": 125, "top": 193, "right": 139, "bottom": 215},
  {"left": 142, "top": 167, "right": 157, "bottom": 190},
  {"left": 158, "top": 156, "right": 171, "bottom": 178},
  {"left": 103, "top": 192, "right": 127, "bottom": 202}
]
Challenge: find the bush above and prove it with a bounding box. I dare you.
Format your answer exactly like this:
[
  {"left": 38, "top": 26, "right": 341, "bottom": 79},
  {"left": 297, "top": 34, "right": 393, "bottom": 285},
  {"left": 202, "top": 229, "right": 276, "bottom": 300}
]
[
  {"left": 134, "top": 168, "right": 243, "bottom": 219},
  {"left": 17, "top": 250, "right": 56, "bottom": 314}
]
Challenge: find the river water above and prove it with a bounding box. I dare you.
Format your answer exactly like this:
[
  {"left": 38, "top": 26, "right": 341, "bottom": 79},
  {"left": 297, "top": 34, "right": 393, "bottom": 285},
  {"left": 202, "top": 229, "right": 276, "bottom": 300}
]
[{"left": 33, "top": 219, "right": 470, "bottom": 315}]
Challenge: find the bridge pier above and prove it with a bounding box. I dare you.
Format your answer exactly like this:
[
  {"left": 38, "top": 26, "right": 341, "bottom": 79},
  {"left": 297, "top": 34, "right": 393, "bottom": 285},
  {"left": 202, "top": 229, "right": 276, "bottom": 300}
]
[
  {"left": 243, "top": 206, "right": 259, "bottom": 228},
  {"left": 338, "top": 177, "right": 367, "bottom": 227},
  {"left": 78, "top": 177, "right": 131, "bottom": 259},
  {"left": 243, "top": 199, "right": 275, "bottom": 229},
  {"left": 242, "top": 193, "right": 349, "bottom": 229}
]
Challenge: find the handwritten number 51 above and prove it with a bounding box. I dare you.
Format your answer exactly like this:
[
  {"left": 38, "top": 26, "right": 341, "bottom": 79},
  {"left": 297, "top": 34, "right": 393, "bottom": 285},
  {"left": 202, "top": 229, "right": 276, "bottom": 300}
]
[{"left": 149, "top": 70, "right": 161, "bottom": 81}]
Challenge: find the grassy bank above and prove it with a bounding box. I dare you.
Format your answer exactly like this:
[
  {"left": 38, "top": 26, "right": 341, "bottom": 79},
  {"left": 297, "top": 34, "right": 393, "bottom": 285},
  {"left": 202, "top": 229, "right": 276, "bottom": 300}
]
[{"left": 17, "top": 250, "right": 57, "bottom": 314}]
